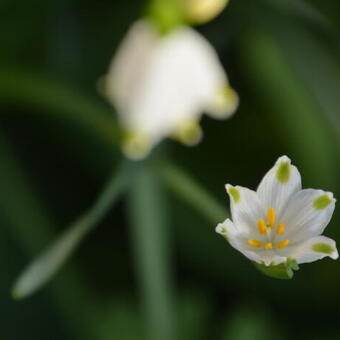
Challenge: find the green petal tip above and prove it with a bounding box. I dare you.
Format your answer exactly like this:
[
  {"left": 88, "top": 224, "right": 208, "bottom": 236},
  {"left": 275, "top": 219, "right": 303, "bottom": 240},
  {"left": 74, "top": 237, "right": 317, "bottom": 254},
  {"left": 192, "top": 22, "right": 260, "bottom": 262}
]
[{"left": 11, "top": 288, "right": 22, "bottom": 300}]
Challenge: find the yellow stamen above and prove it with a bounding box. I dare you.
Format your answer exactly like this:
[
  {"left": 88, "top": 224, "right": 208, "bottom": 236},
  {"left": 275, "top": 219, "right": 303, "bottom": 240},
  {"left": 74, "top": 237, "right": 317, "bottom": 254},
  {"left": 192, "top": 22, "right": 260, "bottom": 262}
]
[
  {"left": 267, "top": 207, "right": 276, "bottom": 228},
  {"left": 247, "top": 240, "right": 262, "bottom": 248},
  {"left": 264, "top": 242, "right": 273, "bottom": 250},
  {"left": 277, "top": 223, "right": 285, "bottom": 235},
  {"left": 257, "top": 219, "right": 267, "bottom": 234},
  {"left": 276, "top": 240, "right": 290, "bottom": 249}
]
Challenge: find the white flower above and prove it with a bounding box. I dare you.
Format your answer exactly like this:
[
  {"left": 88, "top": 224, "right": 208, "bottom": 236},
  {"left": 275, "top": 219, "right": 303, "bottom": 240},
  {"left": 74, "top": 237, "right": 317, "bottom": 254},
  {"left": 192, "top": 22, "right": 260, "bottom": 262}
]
[
  {"left": 216, "top": 156, "right": 338, "bottom": 267},
  {"left": 103, "top": 20, "right": 238, "bottom": 159}
]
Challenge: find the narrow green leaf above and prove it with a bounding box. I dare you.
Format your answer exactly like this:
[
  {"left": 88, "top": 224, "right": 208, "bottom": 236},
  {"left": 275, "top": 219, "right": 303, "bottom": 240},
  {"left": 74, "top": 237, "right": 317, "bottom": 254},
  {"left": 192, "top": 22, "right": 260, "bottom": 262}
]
[
  {"left": 12, "top": 160, "right": 132, "bottom": 299},
  {"left": 0, "top": 130, "right": 105, "bottom": 339},
  {"left": 220, "top": 306, "right": 286, "bottom": 340},
  {"left": 128, "top": 164, "right": 176, "bottom": 340},
  {"left": 157, "top": 160, "right": 227, "bottom": 224}
]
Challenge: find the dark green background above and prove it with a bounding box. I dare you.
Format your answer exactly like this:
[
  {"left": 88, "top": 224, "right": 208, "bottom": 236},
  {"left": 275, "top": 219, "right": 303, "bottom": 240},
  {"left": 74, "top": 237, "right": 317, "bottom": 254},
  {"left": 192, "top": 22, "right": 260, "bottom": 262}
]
[{"left": 1, "top": 0, "right": 340, "bottom": 339}]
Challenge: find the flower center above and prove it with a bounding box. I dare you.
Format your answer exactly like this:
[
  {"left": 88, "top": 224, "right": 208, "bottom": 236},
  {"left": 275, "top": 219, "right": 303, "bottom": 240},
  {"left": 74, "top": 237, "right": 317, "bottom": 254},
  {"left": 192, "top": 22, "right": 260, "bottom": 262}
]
[{"left": 247, "top": 207, "right": 290, "bottom": 250}]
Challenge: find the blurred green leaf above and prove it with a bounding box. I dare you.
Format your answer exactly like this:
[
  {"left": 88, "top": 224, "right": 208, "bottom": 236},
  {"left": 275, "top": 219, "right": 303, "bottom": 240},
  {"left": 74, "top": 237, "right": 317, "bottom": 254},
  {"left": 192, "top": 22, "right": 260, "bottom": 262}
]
[
  {"left": 270, "top": 21, "right": 340, "bottom": 144},
  {"left": 177, "top": 291, "right": 212, "bottom": 340},
  {"left": 128, "top": 163, "right": 176, "bottom": 340},
  {"left": 0, "top": 68, "right": 120, "bottom": 147},
  {"left": 0, "top": 129, "right": 106, "bottom": 339},
  {"left": 12, "top": 160, "right": 132, "bottom": 299},
  {"left": 262, "top": 0, "right": 331, "bottom": 29},
  {"left": 97, "top": 297, "right": 147, "bottom": 340},
  {"left": 158, "top": 160, "right": 228, "bottom": 224},
  {"left": 239, "top": 29, "right": 338, "bottom": 187},
  {"left": 220, "top": 306, "right": 285, "bottom": 340}
]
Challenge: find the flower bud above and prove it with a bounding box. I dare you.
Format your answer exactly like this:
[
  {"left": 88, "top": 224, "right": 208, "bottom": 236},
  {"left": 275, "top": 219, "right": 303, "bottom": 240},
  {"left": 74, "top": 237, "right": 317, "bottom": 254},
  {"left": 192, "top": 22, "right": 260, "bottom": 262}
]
[{"left": 183, "top": 0, "right": 230, "bottom": 25}]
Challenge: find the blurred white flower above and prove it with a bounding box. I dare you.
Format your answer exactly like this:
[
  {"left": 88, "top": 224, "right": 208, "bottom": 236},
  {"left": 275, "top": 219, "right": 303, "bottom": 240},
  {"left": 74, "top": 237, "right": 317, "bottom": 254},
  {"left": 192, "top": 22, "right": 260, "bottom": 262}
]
[
  {"left": 103, "top": 20, "right": 238, "bottom": 159},
  {"left": 216, "top": 156, "right": 338, "bottom": 267},
  {"left": 183, "top": 0, "right": 230, "bottom": 24}
]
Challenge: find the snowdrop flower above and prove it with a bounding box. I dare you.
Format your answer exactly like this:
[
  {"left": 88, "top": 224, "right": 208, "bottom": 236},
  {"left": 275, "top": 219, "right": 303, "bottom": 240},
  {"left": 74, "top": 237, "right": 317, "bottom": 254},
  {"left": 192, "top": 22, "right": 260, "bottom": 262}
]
[
  {"left": 103, "top": 20, "right": 238, "bottom": 159},
  {"left": 216, "top": 156, "right": 338, "bottom": 269}
]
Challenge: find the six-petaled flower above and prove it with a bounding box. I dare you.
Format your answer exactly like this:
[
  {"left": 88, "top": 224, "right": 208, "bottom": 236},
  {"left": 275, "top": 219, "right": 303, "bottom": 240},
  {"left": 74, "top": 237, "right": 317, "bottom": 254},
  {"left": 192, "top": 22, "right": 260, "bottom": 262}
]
[{"left": 216, "top": 156, "right": 338, "bottom": 267}]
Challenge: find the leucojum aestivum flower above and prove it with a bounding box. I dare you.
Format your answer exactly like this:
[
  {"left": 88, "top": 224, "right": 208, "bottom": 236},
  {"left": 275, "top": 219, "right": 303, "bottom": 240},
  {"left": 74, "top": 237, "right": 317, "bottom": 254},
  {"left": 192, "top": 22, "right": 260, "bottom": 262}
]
[
  {"left": 103, "top": 20, "right": 238, "bottom": 159},
  {"left": 216, "top": 156, "right": 338, "bottom": 279},
  {"left": 101, "top": 0, "right": 238, "bottom": 159}
]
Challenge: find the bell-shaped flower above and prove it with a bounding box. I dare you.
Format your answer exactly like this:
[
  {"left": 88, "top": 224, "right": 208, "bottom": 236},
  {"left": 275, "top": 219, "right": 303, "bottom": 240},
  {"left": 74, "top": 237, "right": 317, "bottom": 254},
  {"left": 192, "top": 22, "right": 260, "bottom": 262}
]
[
  {"left": 103, "top": 20, "right": 238, "bottom": 159},
  {"left": 216, "top": 156, "right": 338, "bottom": 271}
]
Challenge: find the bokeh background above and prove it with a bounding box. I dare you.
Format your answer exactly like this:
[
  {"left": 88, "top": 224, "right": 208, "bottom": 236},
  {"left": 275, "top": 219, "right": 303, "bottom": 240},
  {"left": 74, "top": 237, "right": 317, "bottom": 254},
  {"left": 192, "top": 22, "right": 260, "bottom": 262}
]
[{"left": 1, "top": 0, "right": 340, "bottom": 339}]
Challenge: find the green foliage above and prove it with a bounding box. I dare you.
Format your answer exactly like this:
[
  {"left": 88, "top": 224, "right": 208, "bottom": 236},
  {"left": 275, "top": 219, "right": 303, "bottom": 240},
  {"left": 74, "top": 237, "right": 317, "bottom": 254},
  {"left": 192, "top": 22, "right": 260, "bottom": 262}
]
[
  {"left": 128, "top": 164, "right": 175, "bottom": 340},
  {"left": 1, "top": 0, "right": 340, "bottom": 339}
]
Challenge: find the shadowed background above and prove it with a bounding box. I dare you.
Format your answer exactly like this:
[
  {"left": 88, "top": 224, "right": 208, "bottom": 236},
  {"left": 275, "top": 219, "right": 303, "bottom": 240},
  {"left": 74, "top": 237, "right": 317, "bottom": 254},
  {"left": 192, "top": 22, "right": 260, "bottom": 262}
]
[{"left": 1, "top": 0, "right": 340, "bottom": 339}]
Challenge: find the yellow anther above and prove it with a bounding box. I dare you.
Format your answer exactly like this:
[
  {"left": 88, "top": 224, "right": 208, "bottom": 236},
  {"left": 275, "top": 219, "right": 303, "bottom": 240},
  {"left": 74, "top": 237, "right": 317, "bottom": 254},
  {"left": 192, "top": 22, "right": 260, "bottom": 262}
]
[
  {"left": 276, "top": 240, "right": 290, "bottom": 249},
  {"left": 267, "top": 207, "right": 276, "bottom": 228},
  {"left": 277, "top": 223, "right": 285, "bottom": 235},
  {"left": 257, "top": 219, "right": 267, "bottom": 234},
  {"left": 247, "top": 240, "right": 262, "bottom": 248},
  {"left": 264, "top": 242, "right": 273, "bottom": 250}
]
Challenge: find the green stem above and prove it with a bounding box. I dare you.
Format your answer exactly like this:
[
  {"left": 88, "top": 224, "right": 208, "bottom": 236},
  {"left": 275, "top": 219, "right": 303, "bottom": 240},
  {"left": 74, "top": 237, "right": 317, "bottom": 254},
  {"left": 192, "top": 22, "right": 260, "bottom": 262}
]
[
  {"left": 81, "top": 160, "right": 133, "bottom": 227},
  {"left": 157, "top": 160, "right": 228, "bottom": 224},
  {"left": 128, "top": 164, "right": 176, "bottom": 340},
  {"left": 146, "top": 0, "right": 185, "bottom": 35}
]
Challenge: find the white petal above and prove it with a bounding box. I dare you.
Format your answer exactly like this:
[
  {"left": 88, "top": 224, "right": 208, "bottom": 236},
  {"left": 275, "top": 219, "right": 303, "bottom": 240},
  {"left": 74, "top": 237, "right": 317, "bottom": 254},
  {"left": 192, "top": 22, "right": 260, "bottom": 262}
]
[
  {"left": 205, "top": 85, "right": 239, "bottom": 119},
  {"left": 106, "top": 20, "right": 157, "bottom": 116},
  {"left": 225, "top": 232, "right": 262, "bottom": 263},
  {"left": 288, "top": 236, "right": 338, "bottom": 264},
  {"left": 225, "top": 184, "right": 264, "bottom": 234},
  {"left": 171, "top": 118, "right": 203, "bottom": 146},
  {"left": 257, "top": 156, "right": 301, "bottom": 219},
  {"left": 242, "top": 250, "right": 286, "bottom": 266},
  {"left": 281, "top": 189, "right": 336, "bottom": 242},
  {"left": 261, "top": 254, "right": 287, "bottom": 266},
  {"left": 226, "top": 232, "right": 286, "bottom": 266},
  {"left": 215, "top": 218, "right": 237, "bottom": 239},
  {"left": 216, "top": 218, "right": 272, "bottom": 265},
  {"left": 128, "top": 26, "right": 227, "bottom": 137}
]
